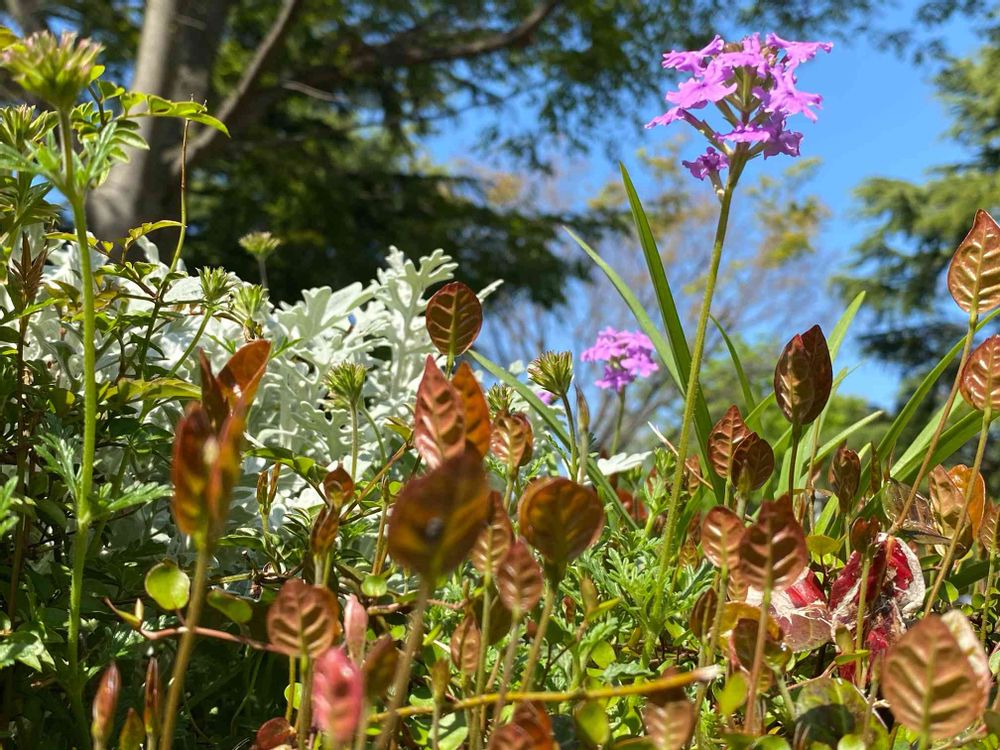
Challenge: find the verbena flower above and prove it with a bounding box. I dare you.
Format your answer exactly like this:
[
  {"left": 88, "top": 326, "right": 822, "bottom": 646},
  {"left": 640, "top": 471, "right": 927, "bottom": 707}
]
[
  {"left": 580, "top": 327, "right": 658, "bottom": 392},
  {"left": 647, "top": 32, "right": 831, "bottom": 182}
]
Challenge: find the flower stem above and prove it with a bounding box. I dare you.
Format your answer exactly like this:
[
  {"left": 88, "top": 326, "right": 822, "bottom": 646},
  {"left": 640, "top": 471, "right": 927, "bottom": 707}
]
[
  {"left": 982, "top": 548, "right": 997, "bottom": 645},
  {"left": 652, "top": 168, "right": 740, "bottom": 625},
  {"left": 60, "top": 107, "right": 98, "bottom": 750},
  {"left": 160, "top": 548, "right": 211, "bottom": 750},
  {"left": 375, "top": 580, "right": 431, "bottom": 750},
  {"left": 520, "top": 580, "right": 557, "bottom": 692},
  {"left": 560, "top": 393, "right": 578, "bottom": 479},
  {"left": 743, "top": 577, "right": 772, "bottom": 733},
  {"left": 925, "top": 402, "right": 992, "bottom": 616},
  {"left": 610, "top": 387, "right": 626, "bottom": 455},
  {"left": 349, "top": 404, "right": 360, "bottom": 481}
]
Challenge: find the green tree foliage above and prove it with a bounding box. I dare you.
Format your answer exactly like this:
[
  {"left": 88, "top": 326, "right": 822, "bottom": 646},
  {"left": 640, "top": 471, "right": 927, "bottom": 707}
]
[{"left": 2, "top": 0, "right": 915, "bottom": 305}]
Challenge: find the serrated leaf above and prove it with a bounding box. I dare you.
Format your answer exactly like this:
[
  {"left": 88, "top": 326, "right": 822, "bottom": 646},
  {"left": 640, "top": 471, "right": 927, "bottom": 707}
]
[
  {"left": 947, "top": 209, "right": 1000, "bottom": 313},
  {"left": 425, "top": 281, "right": 482, "bottom": 359},
  {"left": 266, "top": 578, "right": 341, "bottom": 658}
]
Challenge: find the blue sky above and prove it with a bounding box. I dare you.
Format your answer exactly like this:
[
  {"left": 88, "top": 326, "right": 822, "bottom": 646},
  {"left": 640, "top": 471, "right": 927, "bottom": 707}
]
[{"left": 425, "top": 5, "right": 982, "bottom": 409}]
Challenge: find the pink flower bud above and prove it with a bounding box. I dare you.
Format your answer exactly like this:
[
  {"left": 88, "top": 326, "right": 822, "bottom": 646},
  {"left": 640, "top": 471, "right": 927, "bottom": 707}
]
[
  {"left": 312, "top": 647, "right": 364, "bottom": 744},
  {"left": 344, "top": 594, "right": 368, "bottom": 664},
  {"left": 91, "top": 662, "right": 120, "bottom": 748}
]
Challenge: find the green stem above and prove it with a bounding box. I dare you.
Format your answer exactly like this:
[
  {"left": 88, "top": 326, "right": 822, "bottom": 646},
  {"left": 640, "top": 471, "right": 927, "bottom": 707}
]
[
  {"left": 560, "top": 393, "right": 578, "bottom": 480},
  {"left": 165, "top": 308, "right": 213, "bottom": 379},
  {"left": 982, "top": 547, "right": 997, "bottom": 645},
  {"left": 297, "top": 656, "right": 314, "bottom": 750},
  {"left": 258, "top": 256, "right": 269, "bottom": 289},
  {"left": 60, "top": 108, "right": 98, "bottom": 750},
  {"left": 891, "top": 307, "right": 978, "bottom": 535},
  {"left": 286, "top": 657, "right": 297, "bottom": 722},
  {"left": 610, "top": 387, "right": 625, "bottom": 456},
  {"left": 473, "top": 534, "right": 494, "bottom": 744},
  {"left": 493, "top": 615, "right": 522, "bottom": 723},
  {"left": 361, "top": 405, "right": 387, "bottom": 463},
  {"left": 787, "top": 425, "right": 801, "bottom": 510},
  {"left": 925, "top": 402, "right": 992, "bottom": 615},
  {"left": 652, "top": 169, "right": 740, "bottom": 625},
  {"left": 743, "top": 578, "right": 772, "bottom": 733},
  {"left": 160, "top": 548, "right": 211, "bottom": 750},
  {"left": 349, "top": 405, "right": 360, "bottom": 481},
  {"left": 520, "top": 579, "right": 557, "bottom": 693},
  {"left": 375, "top": 580, "right": 431, "bottom": 750}
]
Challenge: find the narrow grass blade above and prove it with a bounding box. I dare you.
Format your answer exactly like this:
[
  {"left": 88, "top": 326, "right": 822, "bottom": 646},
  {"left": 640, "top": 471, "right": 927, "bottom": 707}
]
[{"left": 711, "top": 314, "right": 757, "bottom": 413}]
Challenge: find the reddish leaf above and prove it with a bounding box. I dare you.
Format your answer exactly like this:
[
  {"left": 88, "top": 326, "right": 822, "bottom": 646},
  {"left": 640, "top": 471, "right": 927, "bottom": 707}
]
[
  {"left": 708, "top": 406, "right": 752, "bottom": 479},
  {"left": 425, "top": 281, "right": 483, "bottom": 358},
  {"left": 144, "top": 657, "right": 160, "bottom": 737},
  {"left": 960, "top": 334, "right": 1000, "bottom": 412},
  {"left": 452, "top": 361, "right": 491, "bottom": 458},
  {"left": 689, "top": 588, "right": 718, "bottom": 640},
  {"left": 310, "top": 506, "right": 339, "bottom": 558},
  {"left": 947, "top": 209, "right": 1000, "bottom": 313},
  {"left": 413, "top": 355, "right": 465, "bottom": 469},
  {"left": 760, "top": 567, "right": 831, "bottom": 651},
  {"left": 643, "top": 669, "right": 695, "bottom": 750},
  {"left": 387, "top": 448, "right": 490, "bottom": 579},
  {"left": 773, "top": 325, "right": 833, "bottom": 427},
  {"left": 518, "top": 477, "right": 604, "bottom": 570},
  {"left": 490, "top": 412, "right": 534, "bottom": 470},
  {"left": 490, "top": 702, "right": 556, "bottom": 750},
  {"left": 322, "top": 465, "right": 354, "bottom": 509},
  {"left": 363, "top": 635, "right": 398, "bottom": 701},
  {"left": 979, "top": 500, "right": 1000, "bottom": 552},
  {"left": 829, "top": 443, "right": 861, "bottom": 514},
  {"left": 730, "top": 617, "right": 790, "bottom": 673},
  {"left": 217, "top": 339, "right": 271, "bottom": 411},
  {"left": 882, "top": 478, "right": 950, "bottom": 545},
  {"left": 470, "top": 492, "right": 514, "bottom": 577},
  {"left": 700, "top": 506, "right": 745, "bottom": 570},
  {"left": 730, "top": 432, "right": 774, "bottom": 492},
  {"left": 343, "top": 594, "right": 368, "bottom": 665},
  {"left": 266, "top": 578, "right": 341, "bottom": 658},
  {"left": 312, "top": 647, "right": 363, "bottom": 744},
  {"left": 496, "top": 538, "right": 543, "bottom": 615},
  {"left": 883, "top": 611, "right": 988, "bottom": 741},
  {"left": 450, "top": 614, "right": 481, "bottom": 675},
  {"left": 930, "top": 465, "right": 984, "bottom": 549},
  {"left": 737, "top": 501, "right": 808, "bottom": 591},
  {"left": 254, "top": 718, "right": 296, "bottom": 750},
  {"left": 91, "top": 662, "right": 120, "bottom": 747}
]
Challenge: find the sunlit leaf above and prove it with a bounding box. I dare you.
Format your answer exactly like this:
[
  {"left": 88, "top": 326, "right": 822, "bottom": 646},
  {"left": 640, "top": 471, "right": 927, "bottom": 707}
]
[
  {"left": 496, "top": 538, "right": 543, "bottom": 615},
  {"left": 144, "top": 561, "right": 190, "bottom": 611},
  {"left": 731, "top": 432, "right": 775, "bottom": 492},
  {"left": 960, "top": 334, "right": 1000, "bottom": 412},
  {"left": 774, "top": 325, "right": 833, "bottom": 427},
  {"left": 206, "top": 588, "right": 254, "bottom": 624},
  {"left": 883, "top": 611, "right": 988, "bottom": 741},
  {"left": 575, "top": 700, "right": 611, "bottom": 747},
  {"left": 643, "top": 668, "right": 695, "bottom": 750},
  {"left": 254, "top": 717, "right": 296, "bottom": 750},
  {"left": 425, "top": 281, "right": 483, "bottom": 359},
  {"left": 882, "top": 479, "right": 950, "bottom": 545},
  {"left": 947, "top": 209, "right": 1000, "bottom": 313},
  {"left": 701, "top": 506, "right": 745, "bottom": 570},
  {"left": 470, "top": 492, "right": 513, "bottom": 577},
  {"left": 829, "top": 443, "right": 861, "bottom": 515},
  {"left": 387, "top": 448, "right": 490, "bottom": 580},
  {"left": 450, "top": 615, "right": 481, "bottom": 675},
  {"left": 518, "top": 477, "right": 604, "bottom": 571},
  {"left": 708, "top": 405, "right": 752, "bottom": 479},
  {"left": 794, "top": 678, "right": 885, "bottom": 747},
  {"left": 266, "top": 578, "right": 341, "bottom": 658},
  {"left": 413, "top": 355, "right": 465, "bottom": 469},
  {"left": 490, "top": 411, "right": 533, "bottom": 470},
  {"left": 737, "top": 501, "right": 808, "bottom": 591},
  {"left": 490, "top": 701, "right": 556, "bottom": 750},
  {"left": 312, "top": 648, "right": 363, "bottom": 744},
  {"left": 452, "top": 361, "right": 491, "bottom": 458},
  {"left": 322, "top": 465, "right": 353, "bottom": 509}
]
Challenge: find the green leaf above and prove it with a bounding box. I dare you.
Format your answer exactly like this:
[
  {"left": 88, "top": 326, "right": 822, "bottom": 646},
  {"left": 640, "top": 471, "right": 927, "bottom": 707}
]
[
  {"left": 207, "top": 588, "right": 254, "bottom": 624},
  {"left": 718, "top": 672, "right": 748, "bottom": 716},
  {"left": 574, "top": 700, "right": 611, "bottom": 746},
  {"left": 361, "top": 574, "right": 388, "bottom": 598},
  {"left": 711, "top": 314, "right": 757, "bottom": 414},
  {"left": 145, "top": 561, "right": 191, "bottom": 611}
]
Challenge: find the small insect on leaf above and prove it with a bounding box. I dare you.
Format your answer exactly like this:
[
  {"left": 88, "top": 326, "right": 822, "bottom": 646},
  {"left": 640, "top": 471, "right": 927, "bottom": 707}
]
[
  {"left": 425, "top": 281, "right": 483, "bottom": 359},
  {"left": 947, "top": 209, "right": 1000, "bottom": 314},
  {"left": 701, "top": 506, "right": 745, "bottom": 571},
  {"left": 496, "top": 537, "right": 544, "bottom": 616},
  {"left": 386, "top": 448, "right": 490, "bottom": 580},
  {"left": 730, "top": 432, "right": 775, "bottom": 492},
  {"left": 708, "top": 405, "right": 752, "bottom": 479},
  {"left": 518, "top": 477, "right": 604, "bottom": 572},
  {"left": 413, "top": 355, "right": 466, "bottom": 469},
  {"left": 452, "top": 361, "right": 491, "bottom": 458},
  {"left": 737, "top": 500, "right": 808, "bottom": 591},
  {"left": 960, "top": 335, "right": 1000, "bottom": 412},
  {"left": 266, "top": 578, "right": 342, "bottom": 658},
  {"left": 829, "top": 443, "right": 861, "bottom": 514},
  {"left": 883, "top": 611, "right": 989, "bottom": 741},
  {"left": 774, "top": 325, "right": 833, "bottom": 427},
  {"left": 450, "top": 614, "right": 481, "bottom": 675}
]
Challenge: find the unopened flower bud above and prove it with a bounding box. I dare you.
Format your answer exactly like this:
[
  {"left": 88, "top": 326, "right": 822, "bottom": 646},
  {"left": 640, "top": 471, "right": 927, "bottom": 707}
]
[
  {"left": 312, "top": 647, "right": 363, "bottom": 744},
  {"left": 325, "top": 363, "right": 366, "bottom": 410},
  {"left": 528, "top": 351, "right": 573, "bottom": 399},
  {"left": 850, "top": 517, "right": 880, "bottom": 557},
  {"left": 2, "top": 31, "right": 102, "bottom": 111},
  {"left": 344, "top": 594, "right": 368, "bottom": 664},
  {"left": 198, "top": 266, "right": 233, "bottom": 305},
  {"left": 91, "top": 662, "right": 120, "bottom": 749},
  {"left": 486, "top": 384, "right": 515, "bottom": 417},
  {"left": 238, "top": 231, "right": 282, "bottom": 260}
]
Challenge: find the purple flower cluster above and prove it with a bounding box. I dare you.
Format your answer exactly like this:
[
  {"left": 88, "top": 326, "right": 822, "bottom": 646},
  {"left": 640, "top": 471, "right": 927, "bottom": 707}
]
[
  {"left": 647, "top": 33, "right": 832, "bottom": 181},
  {"left": 581, "top": 328, "right": 659, "bottom": 392}
]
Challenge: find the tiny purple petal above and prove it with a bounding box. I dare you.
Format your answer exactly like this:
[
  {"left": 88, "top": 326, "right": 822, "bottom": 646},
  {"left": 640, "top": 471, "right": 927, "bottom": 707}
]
[
  {"left": 665, "top": 65, "right": 737, "bottom": 109},
  {"left": 660, "top": 35, "right": 725, "bottom": 73},
  {"left": 681, "top": 146, "right": 729, "bottom": 180},
  {"left": 765, "top": 33, "right": 833, "bottom": 68}
]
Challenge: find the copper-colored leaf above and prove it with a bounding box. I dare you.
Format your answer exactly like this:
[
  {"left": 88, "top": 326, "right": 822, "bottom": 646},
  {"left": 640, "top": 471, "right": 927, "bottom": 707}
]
[
  {"left": 730, "top": 617, "right": 790, "bottom": 673},
  {"left": 947, "top": 209, "right": 1000, "bottom": 313},
  {"left": 979, "top": 501, "right": 1000, "bottom": 552},
  {"left": 425, "top": 281, "right": 483, "bottom": 358},
  {"left": 708, "top": 405, "right": 752, "bottom": 479},
  {"left": 737, "top": 501, "right": 808, "bottom": 591},
  {"left": 730, "top": 432, "right": 775, "bottom": 492},
  {"left": 883, "top": 611, "right": 988, "bottom": 741},
  {"left": 951, "top": 465, "right": 987, "bottom": 537},
  {"left": 144, "top": 657, "right": 160, "bottom": 737},
  {"left": 643, "top": 670, "right": 695, "bottom": 750},
  {"left": 960, "top": 335, "right": 1000, "bottom": 412},
  {"left": 217, "top": 339, "right": 271, "bottom": 411},
  {"left": 496, "top": 538, "right": 543, "bottom": 615},
  {"left": 312, "top": 647, "right": 363, "bottom": 744},
  {"left": 198, "top": 350, "right": 227, "bottom": 431},
  {"left": 413, "top": 355, "right": 465, "bottom": 469},
  {"left": 883, "top": 479, "right": 950, "bottom": 545},
  {"left": 700, "top": 506, "right": 745, "bottom": 570},
  {"left": 829, "top": 443, "right": 861, "bottom": 514},
  {"left": 91, "top": 662, "right": 120, "bottom": 747},
  {"left": 322, "top": 465, "right": 354, "bottom": 509},
  {"left": 931, "top": 465, "right": 985, "bottom": 548},
  {"left": 170, "top": 403, "right": 246, "bottom": 547},
  {"left": 310, "top": 506, "right": 339, "bottom": 558},
  {"left": 470, "top": 492, "right": 513, "bottom": 577},
  {"left": 266, "top": 578, "right": 341, "bottom": 658},
  {"left": 387, "top": 448, "right": 490, "bottom": 579},
  {"left": 452, "top": 361, "right": 491, "bottom": 458},
  {"left": 490, "top": 702, "right": 556, "bottom": 750},
  {"left": 518, "top": 477, "right": 604, "bottom": 568},
  {"left": 363, "top": 635, "right": 398, "bottom": 701},
  {"left": 773, "top": 325, "right": 833, "bottom": 427},
  {"left": 490, "top": 412, "right": 533, "bottom": 470},
  {"left": 450, "top": 615, "right": 481, "bottom": 675},
  {"left": 689, "top": 588, "right": 718, "bottom": 640},
  {"left": 254, "top": 717, "right": 296, "bottom": 750}
]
